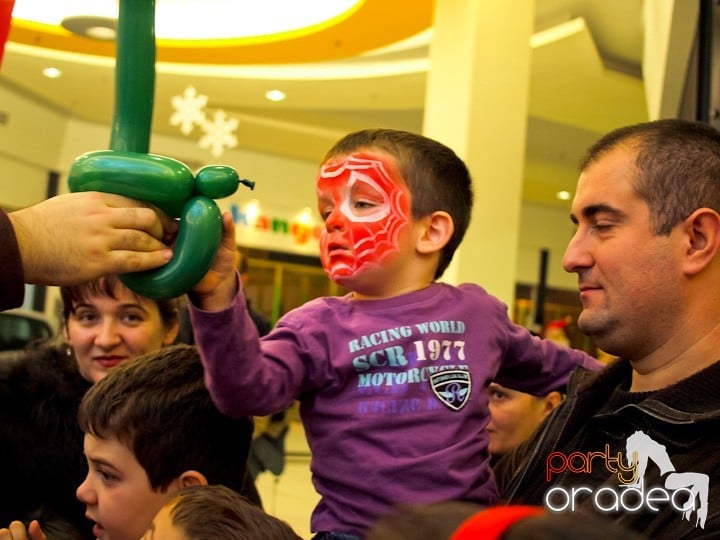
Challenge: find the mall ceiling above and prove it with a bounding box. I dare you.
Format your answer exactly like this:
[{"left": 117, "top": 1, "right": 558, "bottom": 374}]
[{"left": 0, "top": 0, "right": 700, "bottom": 208}]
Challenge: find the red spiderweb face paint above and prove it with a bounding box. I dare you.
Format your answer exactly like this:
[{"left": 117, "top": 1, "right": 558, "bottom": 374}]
[{"left": 317, "top": 153, "right": 411, "bottom": 283}]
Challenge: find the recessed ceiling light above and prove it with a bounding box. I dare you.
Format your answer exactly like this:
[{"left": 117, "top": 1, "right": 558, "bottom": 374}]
[
  {"left": 556, "top": 190, "right": 572, "bottom": 201},
  {"left": 85, "top": 25, "right": 117, "bottom": 40},
  {"left": 265, "top": 89, "right": 287, "bottom": 102},
  {"left": 60, "top": 15, "right": 117, "bottom": 41},
  {"left": 42, "top": 67, "right": 62, "bottom": 78}
]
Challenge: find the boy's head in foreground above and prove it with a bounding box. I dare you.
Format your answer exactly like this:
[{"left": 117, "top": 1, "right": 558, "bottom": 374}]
[
  {"left": 142, "top": 484, "right": 302, "bottom": 540},
  {"left": 317, "top": 129, "right": 473, "bottom": 297},
  {"left": 76, "top": 344, "right": 254, "bottom": 540}
]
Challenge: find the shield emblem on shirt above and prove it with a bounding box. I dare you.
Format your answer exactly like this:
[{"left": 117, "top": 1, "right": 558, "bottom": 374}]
[{"left": 429, "top": 370, "right": 471, "bottom": 411}]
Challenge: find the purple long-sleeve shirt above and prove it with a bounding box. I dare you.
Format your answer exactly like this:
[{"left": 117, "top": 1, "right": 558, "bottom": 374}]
[{"left": 190, "top": 281, "right": 601, "bottom": 536}]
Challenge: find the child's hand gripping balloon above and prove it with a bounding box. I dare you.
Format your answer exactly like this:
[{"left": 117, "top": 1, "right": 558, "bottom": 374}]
[{"left": 67, "top": 0, "right": 253, "bottom": 300}]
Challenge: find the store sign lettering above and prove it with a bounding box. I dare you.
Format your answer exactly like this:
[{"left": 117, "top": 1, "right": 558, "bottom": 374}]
[{"left": 229, "top": 203, "right": 322, "bottom": 245}]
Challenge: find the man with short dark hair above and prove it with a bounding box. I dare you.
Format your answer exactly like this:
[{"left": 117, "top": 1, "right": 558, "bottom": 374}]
[{"left": 495, "top": 119, "right": 720, "bottom": 538}]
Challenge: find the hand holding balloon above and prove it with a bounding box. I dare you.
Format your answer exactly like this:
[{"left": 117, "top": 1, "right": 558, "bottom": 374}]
[
  {"left": 69, "top": 151, "right": 254, "bottom": 299},
  {"left": 66, "top": 0, "right": 254, "bottom": 300}
]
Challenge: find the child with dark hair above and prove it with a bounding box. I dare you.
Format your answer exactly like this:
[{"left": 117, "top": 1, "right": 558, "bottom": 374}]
[
  {"left": 189, "top": 128, "right": 602, "bottom": 538},
  {"left": 72, "top": 344, "right": 254, "bottom": 540},
  {"left": 143, "top": 484, "right": 302, "bottom": 540}
]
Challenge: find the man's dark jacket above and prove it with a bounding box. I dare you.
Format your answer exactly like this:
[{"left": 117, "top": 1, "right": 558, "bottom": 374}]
[{"left": 495, "top": 359, "right": 720, "bottom": 539}]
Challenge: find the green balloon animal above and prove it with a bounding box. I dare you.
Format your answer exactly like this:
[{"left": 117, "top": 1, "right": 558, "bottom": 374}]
[{"left": 68, "top": 0, "right": 253, "bottom": 300}]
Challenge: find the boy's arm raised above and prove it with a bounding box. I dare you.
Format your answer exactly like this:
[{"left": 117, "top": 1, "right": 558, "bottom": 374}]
[{"left": 190, "top": 212, "right": 239, "bottom": 311}]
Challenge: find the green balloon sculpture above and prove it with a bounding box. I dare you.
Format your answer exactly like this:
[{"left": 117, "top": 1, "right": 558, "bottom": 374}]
[{"left": 68, "top": 0, "right": 253, "bottom": 300}]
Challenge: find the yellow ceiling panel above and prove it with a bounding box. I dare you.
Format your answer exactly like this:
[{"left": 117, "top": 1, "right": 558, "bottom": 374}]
[{"left": 9, "top": 0, "right": 434, "bottom": 64}]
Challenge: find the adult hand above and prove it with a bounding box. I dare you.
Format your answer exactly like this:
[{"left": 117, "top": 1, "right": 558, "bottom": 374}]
[
  {"left": 8, "top": 191, "right": 178, "bottom": 286},
  {"left": 0, "top": 520, "right": 46, "bottom": 540}
]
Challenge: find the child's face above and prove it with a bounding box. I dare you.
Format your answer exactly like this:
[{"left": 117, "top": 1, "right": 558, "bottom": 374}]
[
  {"left": 76, "top": 433, "right": 180, "bottom": 540},
  {"left": 142, "top": 502, "right": 187, "bottom": 540},
  {"left": 316, "top": 151, "right": 412, "bottom": 289}
]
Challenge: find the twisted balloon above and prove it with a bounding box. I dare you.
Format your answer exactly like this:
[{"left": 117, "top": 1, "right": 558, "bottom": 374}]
[{"left": 68, "top": 0, "right": 253, "bottom": 299}]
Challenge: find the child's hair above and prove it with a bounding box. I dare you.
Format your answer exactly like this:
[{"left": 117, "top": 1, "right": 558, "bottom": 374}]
[
  {"left": 165, "top": 484, "right": 302, "bottom": 540},
  {"left": 323, "top": 128, "right": 474, "bottom": 279},
  {"left": 60, "top": 274, "right": 180, "bottom": 329},
  {"left": 77, "top": 344, "right": 253, "bottom": 493}
]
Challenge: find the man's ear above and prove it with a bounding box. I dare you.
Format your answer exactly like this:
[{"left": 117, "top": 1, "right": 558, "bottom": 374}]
[
  {"left": 681, "top": 208, "right": 720, "bottom": 276},
  {"left": 543, "top": 391, "right": 563, "bottom": 416},
  {"left": 417, "top": 211, "right": 454, "bottom": 254},
  {"left": 179, "top": 470, "right": 208, "bottom": 488}
]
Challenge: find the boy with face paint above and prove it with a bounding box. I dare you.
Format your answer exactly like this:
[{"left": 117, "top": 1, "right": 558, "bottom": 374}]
[{"left": 189, "top": 129, "right": 602, "bottom": 539}]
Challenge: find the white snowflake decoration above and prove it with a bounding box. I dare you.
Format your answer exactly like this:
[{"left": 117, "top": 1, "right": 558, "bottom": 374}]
[
  {"left": 170, "top": 86, "right": 208, "bottom": 135},
  {"left": 199, "top": 110, "right": 239, "bottom": 157}
]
